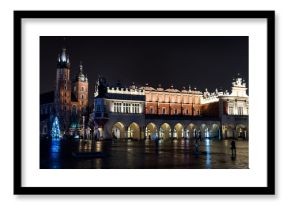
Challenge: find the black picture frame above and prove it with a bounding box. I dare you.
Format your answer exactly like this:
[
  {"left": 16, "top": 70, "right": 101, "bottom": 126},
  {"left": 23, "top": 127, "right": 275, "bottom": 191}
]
[{"left": 14, "top": 10, "right": 275, "bottom": 195}]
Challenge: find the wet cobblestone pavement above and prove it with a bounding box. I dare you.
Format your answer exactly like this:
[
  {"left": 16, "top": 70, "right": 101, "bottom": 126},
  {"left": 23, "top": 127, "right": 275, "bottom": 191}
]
[{"left": 40, "top": 139, "right": 248, "bottom": 169}]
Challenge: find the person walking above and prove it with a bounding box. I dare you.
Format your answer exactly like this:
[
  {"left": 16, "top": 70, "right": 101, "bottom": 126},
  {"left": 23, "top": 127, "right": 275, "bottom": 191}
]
[
  {"left": 194, "top": 139, "right": 200, "bottom": 155},
  {"left": 231, "top": 139, "right": 236, "bottom": 157},
  {"left": 198, "top": 131, "right": 202, "bottom": 141},
  {"left": 155, "top": 136, "right": 159, "bottom": 153}
]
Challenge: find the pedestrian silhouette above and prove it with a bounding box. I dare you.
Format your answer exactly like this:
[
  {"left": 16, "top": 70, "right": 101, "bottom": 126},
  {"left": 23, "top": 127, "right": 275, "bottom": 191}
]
[
  {"left": 194, "top": 140, "right": 200, "bottom": 155},
  {"left": 155, "top": 137, "right": 159, "bottom": 153},
  {"left": 198, "top": 131, "right": 202, "bottom": 141},
  {"left": 231, "top": 140, "right": 236, "bottom": 158}
]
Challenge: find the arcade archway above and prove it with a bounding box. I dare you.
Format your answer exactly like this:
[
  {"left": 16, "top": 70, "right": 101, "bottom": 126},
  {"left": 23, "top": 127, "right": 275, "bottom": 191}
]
[
  {"left": 111, "top": 122, "right": 126, "bottom": 139},
  {"left": 210, "top": 124, "right": 220, "bottom": 138},
  {"left": 236, "top": 124, "right": 248, "bottom": 139},
  {"left": 174, "top": 123, "right": 184, "bottom": 139},
  {"left": 159, "top": 123, "right": 171, "bottom": 140},
  {"left": 224, "top": 125, "right": 234, "bottom": 138},
  {"left": 128, "top": 122, "right": 140, "bottom": 140},
  {"left": 186, "top": 123, "right": 198, "bottom": 139},
  {"left": 200, "top": 123, "right": 209, "bottom": 138},
  {"left": 146, "top": 122, "right": 158, "bottom": 140}
]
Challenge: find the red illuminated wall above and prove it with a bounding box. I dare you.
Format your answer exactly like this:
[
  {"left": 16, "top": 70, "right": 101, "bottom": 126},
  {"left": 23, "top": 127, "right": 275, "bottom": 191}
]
[{"left": 145, "top": 90, "right": 202, "bottom": 116}]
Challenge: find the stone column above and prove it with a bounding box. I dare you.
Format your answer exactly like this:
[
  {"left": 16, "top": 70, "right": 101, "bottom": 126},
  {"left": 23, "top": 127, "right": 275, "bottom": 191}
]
[
  {"left": 124, "top": 126, "right": 128, "bottom": 139},
  {"left": 103, "top": 124, "right": 111, "bottom": 140},
  {"left": 121, "top": 102, "right": 124, "bottom": 113},
  {"left": 94, "top": 122, "right": 99, "bottom": 140},
  {"left": 140, "top": 126, "right": 145, "bottom": 140},
  {"left": 218, "top": 127, "right": 222, "bottom": 140}
]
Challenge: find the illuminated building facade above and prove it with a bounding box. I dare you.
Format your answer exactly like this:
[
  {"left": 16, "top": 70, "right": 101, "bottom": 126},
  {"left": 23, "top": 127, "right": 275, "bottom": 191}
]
[{"left": 93, "top": 75, "right": 249, "bottom": 140}]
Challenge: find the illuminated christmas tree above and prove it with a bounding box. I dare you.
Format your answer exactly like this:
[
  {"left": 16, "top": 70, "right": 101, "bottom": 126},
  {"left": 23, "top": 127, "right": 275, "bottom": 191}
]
[{"left": 51, "top": 116, "right": 60, "bottom": 139}]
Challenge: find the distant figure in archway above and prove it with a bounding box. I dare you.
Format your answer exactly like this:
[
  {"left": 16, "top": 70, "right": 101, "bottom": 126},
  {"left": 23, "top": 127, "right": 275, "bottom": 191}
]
[{"left": 198, "top": 131, "right": 202, "bottom": 141}]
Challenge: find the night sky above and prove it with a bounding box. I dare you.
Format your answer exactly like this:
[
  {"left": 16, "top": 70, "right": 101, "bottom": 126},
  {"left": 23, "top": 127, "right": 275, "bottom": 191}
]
[{"left": 40, "top": 36, "right": 248, "bottom": 104}]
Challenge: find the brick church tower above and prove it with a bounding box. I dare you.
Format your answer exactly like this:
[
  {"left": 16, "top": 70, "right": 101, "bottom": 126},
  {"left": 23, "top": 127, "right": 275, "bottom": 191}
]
[
  {"left": 54, "top": 48, "right": 72, "bottom": 132},
  {"left": 73, "top": 62, "right": 89, "bottom": 116}
]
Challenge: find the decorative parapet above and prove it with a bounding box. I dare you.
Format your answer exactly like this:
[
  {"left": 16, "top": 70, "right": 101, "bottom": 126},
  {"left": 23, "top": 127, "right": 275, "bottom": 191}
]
[
  {"left": 107, "top": 87, "right": 145, "bottom": 95},
  {"left": 201, "top": 95, "right": 219, "bottom": 104},
  {"left": 201, "top": 88, "right": 230, "bottom": 104}
]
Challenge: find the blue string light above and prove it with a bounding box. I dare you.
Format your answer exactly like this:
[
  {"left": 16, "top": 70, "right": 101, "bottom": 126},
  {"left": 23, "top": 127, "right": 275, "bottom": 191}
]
[{"left": 51, "top": 116, "right": 60, "bottom": 139}]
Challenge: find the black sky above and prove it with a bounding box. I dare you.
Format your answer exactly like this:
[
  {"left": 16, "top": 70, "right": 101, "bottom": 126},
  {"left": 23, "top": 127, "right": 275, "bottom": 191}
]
[{"left": 40, "top": 36, "right": 248, "bottom": 105}]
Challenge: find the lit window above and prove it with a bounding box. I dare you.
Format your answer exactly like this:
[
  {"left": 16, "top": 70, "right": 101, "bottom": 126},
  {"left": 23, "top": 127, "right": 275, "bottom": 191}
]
[
  {"left": 174, "top": 109, "right": 177, "bottom": 115},
  {"left": 150, "top": 107, "right": 153, "bottom": 114},
  {"left": 162, "top": 107, "right": 166, "bottom": 114},
  {"left": 64, "top": 86, "right": 67, "bottom": 90},
  {"left": 81, "top": 87, "right": 84, "bottom": 91},
  {"left": 81, "top": 95, "right": 84, "bottom": 99},
  {"left": 186, "top": 109, "right": 188, "bottom": 115},
  {"left": 229, "top": 106, "right": 234, "bottom": 115},
  {"left": 165, "top": 95, "right": 169, "bottom": 102},
  {"left": 238, "top": 107, "right": 243, "bottom": 115},
  {"left": 126, "top": 103, "right": 130, "bottom": 113}
]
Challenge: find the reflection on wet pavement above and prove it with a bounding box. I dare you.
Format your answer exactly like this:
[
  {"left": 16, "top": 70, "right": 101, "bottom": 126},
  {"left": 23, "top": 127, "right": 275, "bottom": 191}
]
[{"left": 40, "top": 139, "right": 248, "bottom": 169}]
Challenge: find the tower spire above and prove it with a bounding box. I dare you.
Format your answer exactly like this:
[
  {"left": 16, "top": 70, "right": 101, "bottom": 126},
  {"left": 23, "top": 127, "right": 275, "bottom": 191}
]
[
  {"left": 57, "top": 47, "right": 70, "bottom": 69},
  {"left": 79, "top": 61, "right": 83, "bottom": 73}
]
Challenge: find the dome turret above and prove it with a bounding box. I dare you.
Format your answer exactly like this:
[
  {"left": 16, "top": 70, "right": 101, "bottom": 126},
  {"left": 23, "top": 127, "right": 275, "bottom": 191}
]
[{"left": 76, "top": 61, "right": 88, "bottom": 82}]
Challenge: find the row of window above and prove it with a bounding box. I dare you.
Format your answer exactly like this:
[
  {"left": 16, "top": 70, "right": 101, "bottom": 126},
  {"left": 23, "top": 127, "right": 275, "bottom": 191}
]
[
  {"left": 113, "top": 102, "right": 141, "bottom": 114},
  {"left": 148, "top": 107, "right": 200, "bottom": 115},
  {"left": 74, "top": 87, "right": 87, "bottom": 92},
  {"left": 64, "top": 83, "right": 87, "bottom": 93},
  {"left": 147, "top": 96, "right": 200, "bottom": 104},
  {"left": 228, "top": 106, "right": 245, "bottom": 115}
]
